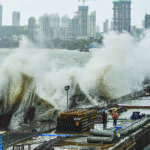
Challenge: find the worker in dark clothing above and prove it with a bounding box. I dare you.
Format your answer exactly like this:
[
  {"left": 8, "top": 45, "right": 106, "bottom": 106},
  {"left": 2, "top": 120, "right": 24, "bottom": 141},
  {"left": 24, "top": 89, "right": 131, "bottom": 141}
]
[{"left": 102, "top": 110, "right": 107, "bottom": 129}]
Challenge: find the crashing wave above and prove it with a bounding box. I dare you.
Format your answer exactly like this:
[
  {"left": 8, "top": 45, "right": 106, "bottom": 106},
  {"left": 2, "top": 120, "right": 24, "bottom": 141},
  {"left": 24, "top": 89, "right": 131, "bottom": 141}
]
[{"left": 0, "top": 32, "right": 150, "bottom": 128}]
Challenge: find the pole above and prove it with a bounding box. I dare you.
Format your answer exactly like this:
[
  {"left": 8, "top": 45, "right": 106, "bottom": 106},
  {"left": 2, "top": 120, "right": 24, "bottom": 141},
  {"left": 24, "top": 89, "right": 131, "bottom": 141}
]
[
  {"left": 64, "top": 85, "right": 70, "bottom": 112},
  {"left": 67, "top": 90, "right": 68, "bottom": 112}
]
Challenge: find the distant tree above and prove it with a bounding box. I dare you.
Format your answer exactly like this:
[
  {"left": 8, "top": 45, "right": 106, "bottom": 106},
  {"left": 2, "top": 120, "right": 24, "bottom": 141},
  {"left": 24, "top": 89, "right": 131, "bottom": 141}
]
[{"left": 35, "top": 36, "right": 103, "bottom": 50}]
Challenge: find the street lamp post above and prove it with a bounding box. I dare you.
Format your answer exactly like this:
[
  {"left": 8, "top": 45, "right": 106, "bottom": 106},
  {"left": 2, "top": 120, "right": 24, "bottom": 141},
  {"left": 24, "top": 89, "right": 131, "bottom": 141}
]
[{"left": 64, "top": 85, "right": 70, "bottom": 112}]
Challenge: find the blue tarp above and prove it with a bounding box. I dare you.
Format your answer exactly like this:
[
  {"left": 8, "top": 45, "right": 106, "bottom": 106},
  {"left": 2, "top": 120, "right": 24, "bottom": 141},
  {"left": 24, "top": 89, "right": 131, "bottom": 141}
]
[{"left": 0, "top": 134, "right": 2, "bottom": 150}]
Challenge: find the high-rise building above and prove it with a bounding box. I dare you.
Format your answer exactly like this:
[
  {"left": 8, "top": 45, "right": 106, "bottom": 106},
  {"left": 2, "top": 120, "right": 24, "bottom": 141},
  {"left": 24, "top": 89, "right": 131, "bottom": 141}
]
[
  {"left": 131, "top": 26, "right": 136, "bottom": 36},
  {"left": 0, "top": 5, "right": 2, "bottom": 26},
  {"left": 49, "top": 14, "right": 60, "bottom": 29},
  {"left": 96, "top": 25, "right": 100, "bottom": 33},
  {"left": 113, "top": 0, "right": 131, "bottom": 32},
  {"left": 110, "top": 21, "right": 114, "bottom": 31},
  {"left": 61, "top": 15, "right": 70, "bottom": 28},
  {"left": 144, "top": 14, "right": 150, "bottom": 29},
  {"left": 12, "top": 11, "right": 20, "bottom": 26},
  {"left": 64, "top": 14, "right": 80, "bottom": 40},
  {"left": 66, "top": 20, "right": 74, "bottom": 40},
  {"left": 131, "top": 26, "right": 143, "bottom": 38},
  {"left": 142, "top": 20, "right": 145, "bottom": 29},
  {"left": 78, "top": 6, "right": 89, "bottom": 38},
  {"left": 38, "top": 14, "right": 51, "bottom": 41},
  {"left": 28, "top": 17, "right": 37, "bottom": 41},
  {"left": 88, "top": 11, "right": 96, "bottom": 39},
  {"left": 53, "top": 28, "right": 66, "bottom": 40},
  {"left": 103, "top": 19, "right": 109, "bottom": 33},
  {"left": 61, "top": 15, "right": 72, "bottom": 40},
  {"left": 72, "top": 15, "right": 80, "bottom": 39}
]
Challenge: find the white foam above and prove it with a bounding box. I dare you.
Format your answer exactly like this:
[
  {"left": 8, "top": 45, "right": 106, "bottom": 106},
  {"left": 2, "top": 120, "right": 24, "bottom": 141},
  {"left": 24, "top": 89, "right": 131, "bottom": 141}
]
[{"left": 0, "top": 32, "right": 149, "bottom": 128}]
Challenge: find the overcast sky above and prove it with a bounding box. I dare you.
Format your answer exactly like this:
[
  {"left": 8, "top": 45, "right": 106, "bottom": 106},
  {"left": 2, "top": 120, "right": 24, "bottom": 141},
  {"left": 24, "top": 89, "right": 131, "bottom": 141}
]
[{"left": 2, "top": 0, "right": 150, "bottom": 30}]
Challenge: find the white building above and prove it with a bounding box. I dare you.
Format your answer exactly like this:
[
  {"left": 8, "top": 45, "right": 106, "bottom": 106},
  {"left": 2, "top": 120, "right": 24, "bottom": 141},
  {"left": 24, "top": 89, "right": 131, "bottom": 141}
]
[
  {"left": 96, "top": 25, "right": 100, "bottom": 33},
  {"left": 53, "top": 28, "right": 66, "bottom": 40},
  {"left": 49, "top": 14, "right": 60, "bottom": 29},
  {"left": 61, "top": 15, "right": 70, "bottom": 28},
  {"left": 66, "top": 20, "right": 74, "bottom": 40},
  {"left": 0, "top": 5, "right": 3, "bottom": 26},
  {"left": 12, "top": 11, "right": 20, "bottom": 26},
  {"left": 103, "top": 19, "right": 109, "bottom": 33},
  {"left": 88, "top": 11, "right": 96, "bottom": 39},
  {"left": 72, "top": 15, "right": 80, "bottom": 39},
  {"left": 110, "top": 21, "right": 114, "bottom": 31},
  {"left": 38, "top": 14, "right": 52, "bottom": 41},
  {"left": 28, "top": 17, "right": 37, "bottom": 41}
]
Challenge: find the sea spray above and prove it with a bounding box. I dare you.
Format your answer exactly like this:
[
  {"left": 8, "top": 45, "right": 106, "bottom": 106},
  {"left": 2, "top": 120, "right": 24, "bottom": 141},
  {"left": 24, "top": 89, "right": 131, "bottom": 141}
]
[
  {"left": 0, "top": 32, "right": 149, "bottom": 128},
  {"left": 78, "top": 32, "right": 143, "bottom": 100}
]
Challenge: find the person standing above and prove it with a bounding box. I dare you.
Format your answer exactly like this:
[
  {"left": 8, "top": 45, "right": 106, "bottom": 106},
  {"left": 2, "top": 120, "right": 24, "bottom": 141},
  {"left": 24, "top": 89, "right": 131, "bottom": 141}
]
[
  {"left": 102, "top": 110, "right": 107, "bottom": 129},
  {"left": 112, "top": 108, "right": 118, "bottom": 126}
]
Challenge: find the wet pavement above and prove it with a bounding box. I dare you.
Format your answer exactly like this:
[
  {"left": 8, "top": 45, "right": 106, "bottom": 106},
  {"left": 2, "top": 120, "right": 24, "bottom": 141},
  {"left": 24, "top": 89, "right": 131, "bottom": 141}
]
[
  {"left": 6, "top": 120, "right": 121, "bottom": 150},
  {"left": 6, "top": 97, "right": 150, "bottom": 150}
]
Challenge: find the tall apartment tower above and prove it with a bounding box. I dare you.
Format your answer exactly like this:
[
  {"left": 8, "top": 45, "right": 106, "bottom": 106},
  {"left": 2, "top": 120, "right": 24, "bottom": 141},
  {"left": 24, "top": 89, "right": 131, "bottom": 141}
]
[
  {"left": 12, "top": 11, "right": 20, "bottom": 26},
  {"left": 144, "top": 14, "right": 150, "bottom": 29},
  {"left": 0, "top": 5, "right": 3, "bottom": 26},
  {"left": 66, "top": 19, "right": 74, "bottom": 40},
  {"left": 103, "top": 19, "right": 109, "bottom": 33},
  {"left": 78, "top": 6, "right": 89, "bottom": 38},
  {"left": 71, "top": 15, "right": 79, "bottom": 39},
  {"left": 88, "top": 11, "right": 96, "bottom": 39},
  {"left": 38, "top": 14, "right": 51, "bottom": 41},
  {"left": 113, "top": 0, "right": 131, "bottom": 32},
  {"left": 49, "top": 14, "right": 60, "bottom": 29},
  {"left": 110, "top": 21, "right": 114, "bottom": 31},
  {"left": 96, "top": 25, "right": 100, "bottom": 33},
  {"left": 28, "top": 17, "right": 37, "bottom": 41},
  {"left": 61, "top": 15, "right": 70, "bottom": 28}
]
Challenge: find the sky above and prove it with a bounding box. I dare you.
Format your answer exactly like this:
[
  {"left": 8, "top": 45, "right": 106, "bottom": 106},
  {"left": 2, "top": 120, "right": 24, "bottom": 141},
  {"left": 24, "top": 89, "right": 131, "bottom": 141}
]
[{"left": 2, "top": 0, "right": 150, "bottom": 30}]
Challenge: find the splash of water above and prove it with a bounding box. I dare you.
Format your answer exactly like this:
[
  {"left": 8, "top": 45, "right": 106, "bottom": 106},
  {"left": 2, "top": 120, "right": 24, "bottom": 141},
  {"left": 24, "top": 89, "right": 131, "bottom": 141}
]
[{"left": 0, "top": 32, "right": 149, "bottom": 128}]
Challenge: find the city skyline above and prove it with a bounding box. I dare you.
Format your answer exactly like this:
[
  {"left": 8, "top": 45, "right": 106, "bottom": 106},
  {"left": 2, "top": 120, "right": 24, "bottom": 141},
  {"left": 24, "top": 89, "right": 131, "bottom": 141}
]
[{"left": 1, "top": 0, "right": 150, "bottom": 29}]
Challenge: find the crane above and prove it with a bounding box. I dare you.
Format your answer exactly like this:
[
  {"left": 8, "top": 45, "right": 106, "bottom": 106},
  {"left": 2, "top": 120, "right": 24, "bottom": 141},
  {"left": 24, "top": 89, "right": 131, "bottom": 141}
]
[
  {"left": 78, "top": 0, "right": 95, "bottom": 6},
  {"left": 79, "top": 0, "right": 87, "bottom": 6}
]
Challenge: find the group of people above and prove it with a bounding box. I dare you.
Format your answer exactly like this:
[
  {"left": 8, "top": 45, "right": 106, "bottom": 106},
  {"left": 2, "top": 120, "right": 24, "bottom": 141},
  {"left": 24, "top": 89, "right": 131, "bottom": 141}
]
[{"left": 101, "top": 107, "right": 118, "bottom": 129}]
